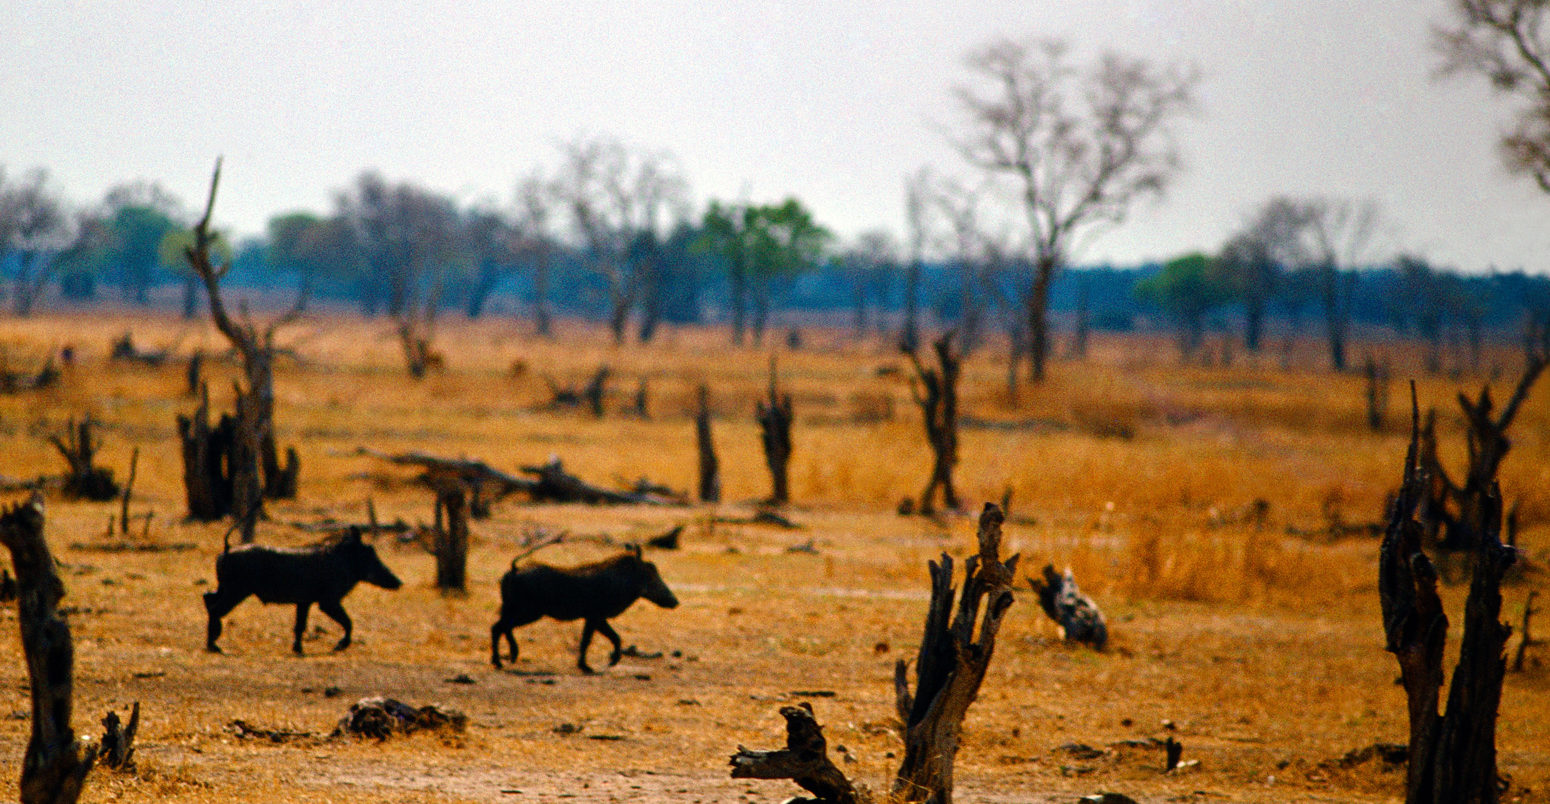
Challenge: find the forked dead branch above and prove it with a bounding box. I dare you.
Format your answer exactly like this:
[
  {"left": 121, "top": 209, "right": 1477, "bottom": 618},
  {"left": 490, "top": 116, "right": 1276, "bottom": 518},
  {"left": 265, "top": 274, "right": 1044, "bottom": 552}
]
[
  {"left": 182, "top": 158, "right": 302, "bottom": 542},
  {"left": 732, "top": 502, "right": 1018, "bottom": 804}
]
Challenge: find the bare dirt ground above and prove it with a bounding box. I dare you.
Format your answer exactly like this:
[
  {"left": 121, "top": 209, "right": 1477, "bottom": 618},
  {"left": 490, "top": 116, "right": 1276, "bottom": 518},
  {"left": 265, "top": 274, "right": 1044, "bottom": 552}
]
[{"left": 0, "top": 312, "right": 1545, "bottom": 803}]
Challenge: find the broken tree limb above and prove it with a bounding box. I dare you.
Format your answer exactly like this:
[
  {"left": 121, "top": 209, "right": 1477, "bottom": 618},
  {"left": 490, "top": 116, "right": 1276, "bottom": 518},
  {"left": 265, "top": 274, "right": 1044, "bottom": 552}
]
[
  {"left": 431, "top": 481, "right": 469, "bottom": 594},
  {"left": 354, "top": 448, "right": 682, "bottom": 508},
  {"left": 1380, "top": 383, "right": 1517, "bottom": 804},
  {"left": 892, "top": 502, "right": 1018, "bottom": 804},
  {"left": 729, "top": 703, "right": 860, "bottom": 804},
  {"left": 1028, "top": 565, "right": 1108, "bottom": 651},
  {"left": 0, "top": 494, "right": 99, "bottom": 803}
]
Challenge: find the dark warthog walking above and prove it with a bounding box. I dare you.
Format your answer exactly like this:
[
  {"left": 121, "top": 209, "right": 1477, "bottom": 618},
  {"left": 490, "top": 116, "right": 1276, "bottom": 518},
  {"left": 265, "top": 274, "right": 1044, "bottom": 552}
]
[
  {"left": 491, "top": 544, "right": 678, "bottom": 673},
  {"left": 203, "top": 527, "right": 403, "bottom": 655}
]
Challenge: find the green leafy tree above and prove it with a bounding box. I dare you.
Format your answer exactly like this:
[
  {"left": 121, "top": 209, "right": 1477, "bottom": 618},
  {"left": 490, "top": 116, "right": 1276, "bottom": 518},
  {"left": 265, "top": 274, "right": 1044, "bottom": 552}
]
[
  {"left": 744, "top": 198, "right": 829, "bottom": 343},
  {"left": 1135, "top": 252, "right": 1234, "bottom": 358}
]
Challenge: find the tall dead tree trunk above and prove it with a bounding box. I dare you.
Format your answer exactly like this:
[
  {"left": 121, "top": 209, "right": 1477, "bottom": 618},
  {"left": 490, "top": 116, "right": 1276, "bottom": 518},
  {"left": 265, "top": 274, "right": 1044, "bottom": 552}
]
[
  {"left": 695, "top": 384, "right": 721, "bottom": 503},
  {"left": 0, "top": 494, "right": 98, "bottom": 804},
  {"left": 1380, "top": 386, "right": 1516, "bottom": 804},
  {"left": 893, "top": 503, "right": 1018, "bottom": 803},
  {"left": 182, "top": 159, "right": 304, "bottom": 542},
  {"left": 432, "top": 482, "right": 469, "bottom": 594},
  {"left": 906, "top": 334, "right": 962, "bottom": 515},
  {"left": 731, "top": 503, "right": 1017, "bottom": 804},
  {"left": 757, "top": 358, "right": 793, "bottom": 505}
]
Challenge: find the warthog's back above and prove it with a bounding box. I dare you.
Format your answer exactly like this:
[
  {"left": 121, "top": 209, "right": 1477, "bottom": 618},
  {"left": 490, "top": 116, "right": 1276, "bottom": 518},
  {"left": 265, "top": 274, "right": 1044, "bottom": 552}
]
[
  {"left": 504, "top": 557, "right": 646, "bottom": 621},
  {"left": 215, "top": 544, "right": 348, "bottom": 605}
]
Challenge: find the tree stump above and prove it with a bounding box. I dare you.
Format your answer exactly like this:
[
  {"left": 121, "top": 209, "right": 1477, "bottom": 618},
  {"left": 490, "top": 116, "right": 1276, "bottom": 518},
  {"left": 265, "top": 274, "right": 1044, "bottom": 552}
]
[
  {"left": 757, "top": 358, "right": 793, "bottom": 505},
  {"left": 177, "top": 383, "right": 236, "bottom": 522},
  {"left": 695, "top": 384, "right": 721, "bottom": 503},
  {"left": 905, "top": 334, "right": 962, "bottom": 515},
  {"left": 892, "top": 503, "right": 1018, "bottom": 804},
  {"left": 433, "top": 482, "right": 469, "bottom": 594},
  {"left": 1380, "top": 385, "right": 1517, "bottom": 803},
  {"left": 0, "top": 494, "right": 98, "bottom": 804},
  {"left": 48, "top": 417, "right": 118, "bottom": 502}
]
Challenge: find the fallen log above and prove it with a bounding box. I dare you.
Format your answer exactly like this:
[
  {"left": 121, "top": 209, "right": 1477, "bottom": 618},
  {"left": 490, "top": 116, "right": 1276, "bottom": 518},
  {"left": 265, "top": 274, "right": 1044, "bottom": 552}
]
[
  {"left": 729, "top": 703, "right": 860, "bottom": 804},
  {"left": 334, "top": 697, "right": 467, "bottom": 740},
  {"left": 518, "top": 458, "right": 680, "bottom": 506}
]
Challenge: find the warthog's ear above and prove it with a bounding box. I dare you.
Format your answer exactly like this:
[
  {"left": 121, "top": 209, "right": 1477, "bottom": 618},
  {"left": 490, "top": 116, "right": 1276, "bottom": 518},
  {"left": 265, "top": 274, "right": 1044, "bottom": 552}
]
[
  {"left": 625, "top": 542, "right": 642, "bottom": 559},
  {"left": 343, "top": 526, "right": 363, "bottom": 544}
]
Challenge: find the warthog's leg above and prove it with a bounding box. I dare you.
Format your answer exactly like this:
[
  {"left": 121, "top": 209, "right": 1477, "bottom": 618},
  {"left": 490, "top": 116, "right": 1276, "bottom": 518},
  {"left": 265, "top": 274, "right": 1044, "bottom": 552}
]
[
  {"left": 577, "top": 620, "right": 599, "bottom": 674},
  {"left": 292, "top": 601, "right": 312, "bottom": 655},
  {"left": 318, "top": 598, "right": 353, "bottom": 652},
  {"left": 203, "top": 589, "right": 246, "bottom": 653},
  {"left": 594, "top": 619, "right": 624, "bottom": 667},
  {"left": 490, "top": 617, "right": 526, "bottom": 668}
]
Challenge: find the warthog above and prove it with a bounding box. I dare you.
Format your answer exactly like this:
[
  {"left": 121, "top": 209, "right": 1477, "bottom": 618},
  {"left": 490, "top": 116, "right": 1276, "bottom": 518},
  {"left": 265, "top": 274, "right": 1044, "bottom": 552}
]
[
  {"left": 203, "top": 527, "right": 403, "bottom": 655},
  {"left": 491, "top": 544, "right": 679, "bottom": 673}
]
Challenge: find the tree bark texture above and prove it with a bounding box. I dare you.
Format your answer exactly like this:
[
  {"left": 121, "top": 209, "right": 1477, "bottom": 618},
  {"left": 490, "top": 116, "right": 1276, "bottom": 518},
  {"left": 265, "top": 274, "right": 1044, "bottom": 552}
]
[
  {"left": 0, "top": 494, "right": 98, "bottom": 804},
  {"left": 892, "top": 503, "right": 1018, "bottom": 804},
  {"left": 1380, "top": 389, "right": 1516, "bottom": 804}
]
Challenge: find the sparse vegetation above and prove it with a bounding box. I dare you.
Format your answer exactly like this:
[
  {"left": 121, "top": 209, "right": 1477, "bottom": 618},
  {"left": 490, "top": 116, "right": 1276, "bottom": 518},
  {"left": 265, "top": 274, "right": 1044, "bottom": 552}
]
[{"left": 0, "top": 312, "right": 1545, "bottom": 803}]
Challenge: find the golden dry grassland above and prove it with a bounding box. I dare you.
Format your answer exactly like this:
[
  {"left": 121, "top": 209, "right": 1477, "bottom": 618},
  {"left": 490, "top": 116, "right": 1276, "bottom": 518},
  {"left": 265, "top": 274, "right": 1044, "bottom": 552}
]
[{"left": 0, "top": 310, "right": 1545, "bottom": 803}]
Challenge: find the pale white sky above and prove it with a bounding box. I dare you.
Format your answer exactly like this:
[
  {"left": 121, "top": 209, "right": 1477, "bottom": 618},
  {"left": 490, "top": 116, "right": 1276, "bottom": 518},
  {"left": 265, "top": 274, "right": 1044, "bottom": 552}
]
[{"left": 4, "top": 0, "right": 1546, "bottom": 272}]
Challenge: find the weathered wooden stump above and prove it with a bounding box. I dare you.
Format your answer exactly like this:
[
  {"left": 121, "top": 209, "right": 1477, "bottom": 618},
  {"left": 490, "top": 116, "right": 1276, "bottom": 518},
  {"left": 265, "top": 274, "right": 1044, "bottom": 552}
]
[
  {"left": 49, "top": 417, "right": 118, "bottom": 502},
  {"left": 1380, "top": 385, "right": 1517, "bottom": 803},
  {"left": 0, "top": 494, "right": 99, "bottom": 803},
  {"left": 757, "top": 358, "right": 793, "bottom": 505}
]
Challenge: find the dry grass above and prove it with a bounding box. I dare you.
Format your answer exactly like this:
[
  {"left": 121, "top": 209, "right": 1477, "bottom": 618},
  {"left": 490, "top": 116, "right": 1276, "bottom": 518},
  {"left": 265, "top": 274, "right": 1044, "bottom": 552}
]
[{"left": 0, "top": 310, "right": 1545, "bottom": 803}]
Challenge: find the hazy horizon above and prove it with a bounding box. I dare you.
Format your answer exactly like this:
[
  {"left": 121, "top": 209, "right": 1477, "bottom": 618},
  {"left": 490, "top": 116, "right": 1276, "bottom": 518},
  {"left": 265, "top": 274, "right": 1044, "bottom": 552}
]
[{"left": 5, "top": 0, "right": 1547, "bottom": 273}]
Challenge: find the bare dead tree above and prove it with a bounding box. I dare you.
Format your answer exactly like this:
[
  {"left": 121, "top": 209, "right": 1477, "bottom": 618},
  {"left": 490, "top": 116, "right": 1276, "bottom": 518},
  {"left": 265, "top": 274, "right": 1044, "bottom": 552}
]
[
  {"left": 757, "top": 358, "right": 794, "bottom": 506},
  {"left": 1436, "top": 0, "right": 1550, "bottom": 194},
  {"left": 905, "top": 334, "right": 962, "bottom": 515},
  {"left": 0, "top": 167, "right": 73, "bottom": 317},
  {"left": 431, "top": 480, "right": 469, "bottom": 594},
  {"left": 183, "top": 159, "right": 304, "bottom": 542},
  {"left": 0, "top": 494, "right": 98, "bottom": 804},
  {"left": 695, "top": 384, "right": 721, "bottom": 503},
  {"left": 1380, "top": 386, "right": 1517, "bottom": 804},
  {"left": 952, "top": 37, "right": 1197, "bottom": 382},
  {"left": 1304, "top": 198, "right": 1380, "bottom": 373},
  {"left": 513, "top": 169, "right": 558, "bottom": 337},
  {"left": 733, "top": 504, "right": 1017, "bottom": 804},
  {"left": 554, "top": 135, "right": 688, "bottom": 345},
  {"left": 48, "top": 417, "right": 118, "bottom": 502},
  {"left": 1219, "top": 197, "right": 1315, "bottom": 353},
  {"left": 892, "top": 503, "right": 1018, "bottom": 803}
]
